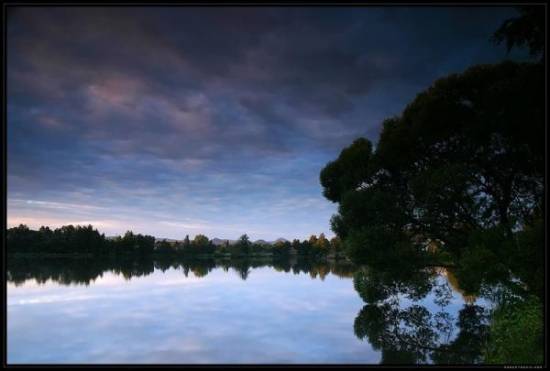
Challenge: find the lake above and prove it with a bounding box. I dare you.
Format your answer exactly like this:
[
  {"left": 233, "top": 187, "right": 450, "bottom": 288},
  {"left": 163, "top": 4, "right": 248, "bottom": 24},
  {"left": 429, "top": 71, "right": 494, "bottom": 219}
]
[{"left": 7, "top": 258, "right": 492, "bottom": 364}]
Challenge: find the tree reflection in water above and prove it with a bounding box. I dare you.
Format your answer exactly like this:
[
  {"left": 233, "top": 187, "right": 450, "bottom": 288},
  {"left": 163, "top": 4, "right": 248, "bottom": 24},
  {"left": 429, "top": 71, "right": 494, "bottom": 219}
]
[
  {"left": 7, "top": 256, "right": 356, "bottom": 286},
  {"left": 352, "top": 263, "right": 490, "bottom": 364}
]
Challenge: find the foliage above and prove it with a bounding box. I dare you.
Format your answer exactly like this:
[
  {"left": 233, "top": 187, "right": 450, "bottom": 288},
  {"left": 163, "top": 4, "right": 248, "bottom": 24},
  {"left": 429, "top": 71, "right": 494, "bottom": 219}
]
[
  {"left": 484, "top": 296, "right": 543, "bottom": 364},
  {"left": 454, "top": 216, "right": 544, "bottom": 300},
  {"left": 320, "top": 138, "right": 374, "bottom": 203},
  {"left": 493, "top": 5, "right": 545, "bottom": 60},
  {"left": 453, "top": 226, "right": 513, "bottom": 295},
  {"left": 510, "top": 216, "right": 544, "bottom": 299}
]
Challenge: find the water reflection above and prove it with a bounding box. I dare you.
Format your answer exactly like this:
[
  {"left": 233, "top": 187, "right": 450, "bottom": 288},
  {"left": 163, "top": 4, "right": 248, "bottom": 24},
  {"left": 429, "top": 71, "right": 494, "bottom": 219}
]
[
  {"left": 7, "top": 256, "right": 356, "bottom": 286},
  {"left": 8, "top": 257, "right": 492, "bottom": 364},
  {"left": 352, "top": 264, "right": 490, "bottom": 364}
]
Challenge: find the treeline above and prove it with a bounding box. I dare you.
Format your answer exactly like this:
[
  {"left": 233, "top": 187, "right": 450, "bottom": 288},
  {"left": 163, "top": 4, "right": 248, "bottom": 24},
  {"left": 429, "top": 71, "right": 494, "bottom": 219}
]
[
  {"left": 7, "top": 224, "right": 153, "bottom": 257},
  {"left": 156, "top": 233, "right": 344, "bottom": 259},
  {"left": 7, "top": 224, "right": 345, "bottom": 260}
]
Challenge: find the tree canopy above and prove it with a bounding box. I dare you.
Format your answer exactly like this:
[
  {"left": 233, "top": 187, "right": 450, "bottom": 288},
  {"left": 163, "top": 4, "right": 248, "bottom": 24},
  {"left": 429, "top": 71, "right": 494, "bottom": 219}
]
[
  {"left": 493, "top": 5, "right": 545, "bottom": 60},
  {"left": 320, "top": 60, "right": 544, "bottom": 264}
]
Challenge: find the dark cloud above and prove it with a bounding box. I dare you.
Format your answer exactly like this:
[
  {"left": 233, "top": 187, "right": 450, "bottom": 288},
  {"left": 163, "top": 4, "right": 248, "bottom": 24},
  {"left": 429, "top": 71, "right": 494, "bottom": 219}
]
[{"left": 7, "top": 6, "right": 526, "bottom": 239}]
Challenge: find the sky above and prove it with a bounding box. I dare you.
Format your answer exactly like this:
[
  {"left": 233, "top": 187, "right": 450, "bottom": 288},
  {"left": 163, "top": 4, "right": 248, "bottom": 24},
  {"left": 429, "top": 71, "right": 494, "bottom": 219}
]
[{"left": 7, "top": 6, "right": 525, "bottom": 241}]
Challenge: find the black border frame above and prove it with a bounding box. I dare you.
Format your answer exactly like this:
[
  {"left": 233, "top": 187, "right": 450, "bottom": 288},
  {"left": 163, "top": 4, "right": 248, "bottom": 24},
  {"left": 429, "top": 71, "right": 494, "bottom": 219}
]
[{"left": 1, "top": 1, "right": 547, "bottom": 368}]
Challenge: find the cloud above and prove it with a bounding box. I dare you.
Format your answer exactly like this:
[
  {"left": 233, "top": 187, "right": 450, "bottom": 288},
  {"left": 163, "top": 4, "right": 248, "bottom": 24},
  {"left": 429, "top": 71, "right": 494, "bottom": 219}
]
[
  {"left": 9, "top": 199, "right": 106, "bottom": 211},
  {"left": 7, "top": 6, "right": 524, "bottom": 240}
]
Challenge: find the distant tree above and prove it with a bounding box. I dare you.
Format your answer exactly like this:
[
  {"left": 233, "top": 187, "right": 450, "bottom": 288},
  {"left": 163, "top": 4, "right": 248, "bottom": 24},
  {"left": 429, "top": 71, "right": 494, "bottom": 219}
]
[
  {"left": 308, "top": 234, "right": 318, "bottom": 246},
  {"left": 181, "top": 234, "right": 191, "bottom": 254},
  {"left": 237, "top": 234, "right": 251, "bottom": 255},
  {"left": 172, "top": 240, "right": 183, "bottom": 252},
  {"left": 156, "top": 239, "right": 173, "bottom": 254},
  {"left": 315, "top": 233, "right": 331, "bottom": 253},
  {"left": 239, "top": 234, "right": 250, "bottom": 244},
  {"left": 188, "top": 234, "right": 213, "bottom": 255},
  {"left": 291, "top": 239, "right": 302, "bottom": 254},
  {"left": 192, "top": 234, "right": 210, "bottom": 248},
  {"left": 273, "top": 240, "right": 291, "bottom": 258}
]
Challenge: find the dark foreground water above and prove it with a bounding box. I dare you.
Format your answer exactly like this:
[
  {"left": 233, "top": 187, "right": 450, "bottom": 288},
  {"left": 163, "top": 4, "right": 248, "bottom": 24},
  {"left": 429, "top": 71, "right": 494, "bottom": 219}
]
[{"left": 7, "top": 259, "right": 492, "bottom": 364}]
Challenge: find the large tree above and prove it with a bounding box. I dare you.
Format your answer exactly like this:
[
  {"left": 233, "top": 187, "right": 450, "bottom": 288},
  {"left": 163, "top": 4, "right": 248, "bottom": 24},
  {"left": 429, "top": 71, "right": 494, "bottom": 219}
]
[{"left": 321, "top": 60, "right": 544, "bottom": 263}]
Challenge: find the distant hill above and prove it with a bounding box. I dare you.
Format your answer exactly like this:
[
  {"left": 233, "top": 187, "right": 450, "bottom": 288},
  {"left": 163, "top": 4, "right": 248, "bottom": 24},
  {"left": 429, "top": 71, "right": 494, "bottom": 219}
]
[
  {"left": 109, "top": 235, "right": 290, "bottom": 245},
  {"left": 154, "top": 238, "right": 179, "bottom": 242},
  {"left": 209, "top": 237, "right": 289, "bottom": 245},
  {"left": 211, "top": 238, "right": 237, "bottom": 246},
  {"left": 253, "top": 239, "right": 270, "bottom": 246},
  {"left": 273, "top": 238, "right": 289, "bottom": 244}
]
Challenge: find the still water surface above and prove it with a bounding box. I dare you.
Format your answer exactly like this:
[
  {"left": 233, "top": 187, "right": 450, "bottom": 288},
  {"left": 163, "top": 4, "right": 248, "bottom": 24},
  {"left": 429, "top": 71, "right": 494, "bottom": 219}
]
[{"left": 8, "top": 261, "right": 489, "bottom": 364}]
